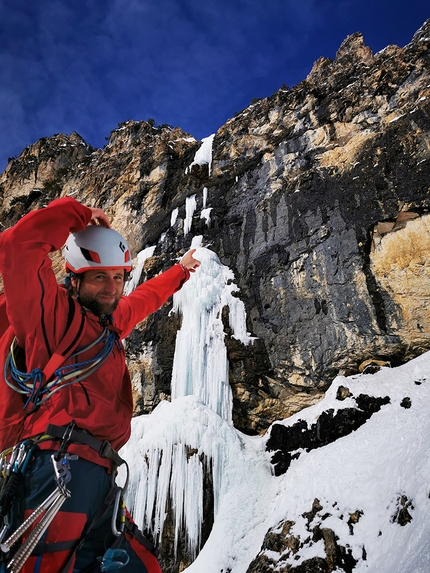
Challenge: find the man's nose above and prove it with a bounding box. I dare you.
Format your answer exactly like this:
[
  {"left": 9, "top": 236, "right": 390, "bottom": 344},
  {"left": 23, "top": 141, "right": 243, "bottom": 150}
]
[{"left": 104, "top": 278, "right": 117, "bottom": 293}]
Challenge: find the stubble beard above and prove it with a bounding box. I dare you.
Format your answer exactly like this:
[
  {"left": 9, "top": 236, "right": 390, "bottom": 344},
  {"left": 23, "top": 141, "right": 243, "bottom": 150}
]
[{"left": 77, "top": 292, "right": 120, "bottom": 318}]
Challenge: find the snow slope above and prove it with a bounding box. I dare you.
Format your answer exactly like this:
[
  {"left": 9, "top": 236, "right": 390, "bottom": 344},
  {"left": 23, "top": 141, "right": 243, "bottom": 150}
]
[{"left": 120, "top": 247, "right": 430, "bottom": 573}]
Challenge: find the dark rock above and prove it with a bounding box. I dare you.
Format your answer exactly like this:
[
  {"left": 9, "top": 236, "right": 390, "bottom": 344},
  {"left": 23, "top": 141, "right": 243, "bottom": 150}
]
[
  {"left": 391, "top": 495, "right": 414, "bottom": 526},
  {"left": 266, "top": 393, "right": 390, "bottom": 475},
  {"left": 247, "top": 499, "right": 360, "bottom": 573}
]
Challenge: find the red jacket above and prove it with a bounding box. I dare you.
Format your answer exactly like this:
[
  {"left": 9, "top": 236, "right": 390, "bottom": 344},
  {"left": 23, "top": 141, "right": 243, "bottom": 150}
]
[{"left": 0, "top": 197, "right": 188, "bottom": 467}]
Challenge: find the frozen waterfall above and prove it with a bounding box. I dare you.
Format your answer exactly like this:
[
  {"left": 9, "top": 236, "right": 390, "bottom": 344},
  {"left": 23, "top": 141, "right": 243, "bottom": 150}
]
[{"left": 120, "top": 247, "right": 261, "bottom": 561}]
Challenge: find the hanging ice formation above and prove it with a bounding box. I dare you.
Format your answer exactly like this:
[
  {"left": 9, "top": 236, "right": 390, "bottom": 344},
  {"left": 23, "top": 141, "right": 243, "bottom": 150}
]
[
  {"left": 171, "top": 247, "right": 255, "bottom": 422},
  {"left": 171, "top": 207, "right": 179, "bottom": 227},
  {"left": 200, "top": 188, "right": 212, "bottom": 226},
  {"left": 184, "top": 195, "right": 197, "bottom": 236},
  {"left": 186, "top": 134, "right": 215, "bottom": 176},
  {"left": 121, "top": 246, "right": 257, "bottom": 561},
  {"left": 124, "top": 246, "right": 156, "bottom": 295}
]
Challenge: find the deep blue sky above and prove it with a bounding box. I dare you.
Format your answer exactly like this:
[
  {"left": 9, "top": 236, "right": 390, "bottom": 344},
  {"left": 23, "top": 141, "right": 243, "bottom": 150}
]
[{"left": 0, "top": 0, "right": 428, "bottom": 172}]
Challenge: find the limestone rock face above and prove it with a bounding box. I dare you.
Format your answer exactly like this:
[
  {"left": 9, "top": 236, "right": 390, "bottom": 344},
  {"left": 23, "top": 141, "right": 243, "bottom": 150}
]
[
  {"left": 0, "top": 131, "right": 93, "bottom": 220},
  {"left": 1, "top": 21, "right": 430, "bottom": 437}
]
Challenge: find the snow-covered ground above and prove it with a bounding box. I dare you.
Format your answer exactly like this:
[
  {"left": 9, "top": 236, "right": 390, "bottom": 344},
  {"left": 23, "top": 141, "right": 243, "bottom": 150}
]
[{"left": 121, "top": 246, "right": 430, "bottom": 573}]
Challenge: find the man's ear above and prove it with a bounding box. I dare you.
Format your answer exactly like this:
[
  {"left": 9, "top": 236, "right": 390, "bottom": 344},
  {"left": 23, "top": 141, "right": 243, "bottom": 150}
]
[{"left": 70, "top": 274, "right": 82, "bottom": 291}]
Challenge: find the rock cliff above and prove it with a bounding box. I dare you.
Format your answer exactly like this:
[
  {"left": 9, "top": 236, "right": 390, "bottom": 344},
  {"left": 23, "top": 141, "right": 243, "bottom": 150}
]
[{"left": 1, "top": 20, "right": 429, "bottom": 445}]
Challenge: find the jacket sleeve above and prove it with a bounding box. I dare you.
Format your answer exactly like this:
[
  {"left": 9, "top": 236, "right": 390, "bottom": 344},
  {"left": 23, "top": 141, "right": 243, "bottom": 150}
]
[
  {"left": 0, "top": 197, "right": 92, "bottom": 349},
  {"left": 114, "top": 264, "right": 190, "bottom": 339}
]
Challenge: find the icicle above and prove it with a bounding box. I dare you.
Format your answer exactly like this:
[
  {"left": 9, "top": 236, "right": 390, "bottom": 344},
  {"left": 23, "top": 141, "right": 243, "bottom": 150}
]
[
  {"left": 171, "top": 207, "right": 179, "bottom": 227},
  {"left": 201, "top": 187, "right": 211, "bottom": 226},
  {"left": 121, "top": 396, "right": 249, "bottom": 558},
  {"left": 144, "top": 447, "right": 161, "bottom": 532},
  {"left": 184, "top": 453, "right": 203, "bottom": 559},
  {"left": 125, "top": 246, "right": 156, "bottom": 295},
  {"left": 171, "top": 444, "right": 186, "bottom": 556},
  {"left": 184, "top": 195, "right": 197, "bottom": 236}
]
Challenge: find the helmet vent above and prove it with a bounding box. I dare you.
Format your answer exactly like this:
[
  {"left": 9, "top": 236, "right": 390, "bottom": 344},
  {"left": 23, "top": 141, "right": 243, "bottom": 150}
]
[{"left": 80, "top": 247, "right": 101, "bottom": 263}]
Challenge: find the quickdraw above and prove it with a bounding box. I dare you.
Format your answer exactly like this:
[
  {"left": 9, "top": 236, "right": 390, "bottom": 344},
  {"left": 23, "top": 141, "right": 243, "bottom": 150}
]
[
  {"left": 0, "top": 440, "right": 36, "bottom": 547},
  {"left": 0, "top": 423, "right": 79, "bottom": 573}
]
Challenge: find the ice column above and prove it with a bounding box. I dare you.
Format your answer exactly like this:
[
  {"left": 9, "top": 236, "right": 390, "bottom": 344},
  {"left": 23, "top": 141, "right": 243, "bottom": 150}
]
[
  {"left": 171, "top": 247, "right": 255, "bottom": 422},
  {"left": 184, "top": 195, "right": 197, "bottom": 236},
  {"left": 122, "top": 397, "right": 247, "bottom": 561}
]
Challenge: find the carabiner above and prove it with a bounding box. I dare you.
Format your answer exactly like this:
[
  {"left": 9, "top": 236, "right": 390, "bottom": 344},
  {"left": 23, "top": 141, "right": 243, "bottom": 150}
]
[{"left": 111, "top": 488, "right": 126, "bottom": 537}]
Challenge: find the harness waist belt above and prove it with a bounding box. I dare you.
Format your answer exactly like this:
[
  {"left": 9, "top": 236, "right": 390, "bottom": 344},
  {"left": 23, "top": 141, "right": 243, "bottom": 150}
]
[{"left": 45, "top": 424, "right": 125, "bottom": 468}]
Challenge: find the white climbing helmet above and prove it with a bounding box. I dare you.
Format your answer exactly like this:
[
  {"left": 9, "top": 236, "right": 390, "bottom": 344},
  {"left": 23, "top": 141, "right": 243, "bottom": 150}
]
[{"left": 64, "top": 226, "right": 132, "bottom": 273}]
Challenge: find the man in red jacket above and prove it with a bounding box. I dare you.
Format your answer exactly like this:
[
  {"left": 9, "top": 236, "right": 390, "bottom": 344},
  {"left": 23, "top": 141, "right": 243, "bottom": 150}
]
[{"left": 0, "top": 197, "right": 200, "bottom": 572}]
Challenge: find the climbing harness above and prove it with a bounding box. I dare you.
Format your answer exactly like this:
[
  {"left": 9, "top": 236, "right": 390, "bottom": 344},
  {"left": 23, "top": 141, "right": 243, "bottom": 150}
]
[
  {"left": 0, "top": 427, "right": 157, "bottom": 572},
  {"left": 44, "top": 424, "right": 126, "bottom": 469},
  {"left": 4, "top": 326, "right": 118, "bottom": 411},
  {"left": 39, "top": 427, "right": 157, "bottom": 573}
]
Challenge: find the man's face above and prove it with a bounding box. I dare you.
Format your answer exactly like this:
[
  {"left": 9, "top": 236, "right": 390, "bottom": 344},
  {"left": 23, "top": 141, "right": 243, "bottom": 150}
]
[{"left": 73, "top": 269, "right": 125, "bottom": 317}]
